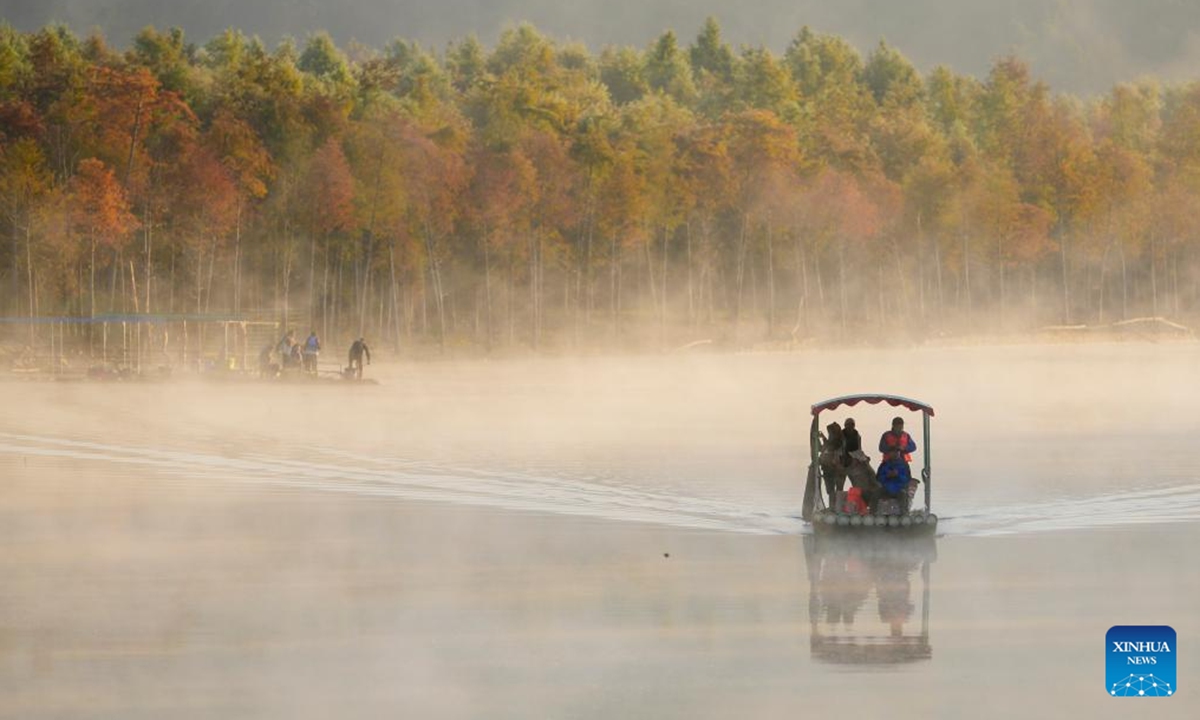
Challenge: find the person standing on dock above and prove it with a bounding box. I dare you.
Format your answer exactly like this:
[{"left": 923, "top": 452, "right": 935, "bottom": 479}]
[
  {"left": 277, "top": 330, "right": 297, "bottom": 369},
  {"left": 258, "top": 343, "right": 278, "bottom": 378},
  {"left": 348, "top": 337, "right": 371, "bottom": 379},
  {"left": 303, "top": 331, "right": 321, "bottom": 374}
]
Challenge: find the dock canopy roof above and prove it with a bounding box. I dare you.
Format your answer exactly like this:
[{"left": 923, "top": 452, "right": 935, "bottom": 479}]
[{"left": 811, "top": 394, "right": 935, "bottom": 417}]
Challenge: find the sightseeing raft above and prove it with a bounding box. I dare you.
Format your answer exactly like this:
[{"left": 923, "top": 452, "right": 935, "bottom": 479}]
[{"left": 802, "top": 394, "right": 938, "bottom": 535}]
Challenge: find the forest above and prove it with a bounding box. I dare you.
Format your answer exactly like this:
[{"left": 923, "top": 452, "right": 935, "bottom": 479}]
[{"left": 1, "top": 18, "right": 1199, "bottom": 355}]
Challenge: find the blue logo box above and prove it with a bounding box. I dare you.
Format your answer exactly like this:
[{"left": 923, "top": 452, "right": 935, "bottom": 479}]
[{"left": 1107, "top": 625, "right": 1176, "bottom": 697}]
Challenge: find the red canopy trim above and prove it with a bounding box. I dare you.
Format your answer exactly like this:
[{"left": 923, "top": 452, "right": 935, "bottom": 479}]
[{"left": 811, "top": 394, "right": 935, "bottom": 417}]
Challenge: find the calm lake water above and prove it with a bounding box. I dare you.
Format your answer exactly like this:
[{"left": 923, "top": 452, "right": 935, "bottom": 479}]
[{"left": 1, "top": 343, "right": 1198, "bottom": 718}]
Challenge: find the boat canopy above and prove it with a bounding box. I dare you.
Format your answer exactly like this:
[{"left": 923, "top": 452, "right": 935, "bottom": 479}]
[{"left": 810, "top": 394, "right": 935, "bottom": 417}]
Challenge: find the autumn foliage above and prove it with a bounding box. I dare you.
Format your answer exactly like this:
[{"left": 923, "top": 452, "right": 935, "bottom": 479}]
[{"left": 3, "top": 20, "right": 1200, "bottom": 353}]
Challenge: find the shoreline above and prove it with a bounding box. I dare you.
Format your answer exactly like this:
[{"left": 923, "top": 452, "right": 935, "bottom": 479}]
[{"left": 1, "top": 315, "right": 1196, "bottom": 378}]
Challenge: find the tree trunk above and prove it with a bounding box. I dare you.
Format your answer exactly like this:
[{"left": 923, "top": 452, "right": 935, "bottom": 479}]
[
  {"left": 644, "top": 230, "right": 658, "bottom": 309},
  {"left": 876, "top": 261, "right": 884, "bottom": 326},
  {"left": 563, "top": 269, "right": 571, "bottom": 347},
  {"left": 797, "top": 236, "right": 809, "bottom": 337},
  {"left": 685, "top": 220, "right": 694, "bottom": 326},
  {"left": 129, "top": 260, "right": 139, "bottom": 313},
  {"left": 425, "top": 224, "right": 447, "bottom": 353},
  {"left": 916, "top": 211, "right": 925, "bottom": 324},
  {"left": 706, "top": 256, "right": 715, "bottom": 324},
  {"left": 611, "top": 235, "right": 622, "bottom": 339},
  {"left": 359, "top": 149, "right": 386, "bottom": 337},
  {"left": 1059, "top": 229, "right": 1070, "bottom": 324},
  {"left": 334, "top": 252, "right": 345, "bottom": 338},
  {"left": 9, "top": 221, "right": 18, "bottom": 316},
  {"left": 934, "top": 235, "right": 944, "bottom": 324},
  {"left": 232, "top": 202, "right": 241, "bottom": 313},
  {"left": 530, "top": 231, "right": 538, "bottom": 350},
  {"left": 997, "top": 234, "right": 1006, "bottom": 329},
  {"left": 1150, "top": 235, "right": 1159, "bottom": 317},
  {"left": 483, "top": 232, "right": 493, "bottom": 353},
  {"left": 25, "top": 223, "right": 35, "bottom": 324},
  {"left": 661, "top": 224, "right": 669, "bottom": 347},
  {"left": 1098, "top": 240, "right": 1111, "bottom": 325},
  {"left": 116, "top": 248, "right": 125, "bottom": 313},
  {"left": 1085, "top": 260, "right": 1093, "bottom": 322},
  {"left": 765, "top": 219, "right": 775, "bottom": 338},
  {"left": 144, "top": 203, "right": 153, "bottom": 314},
  {"left": 838, "top": 239, "right": 848, "bottom": 338},
  {"left": 195, "top": 245, "right": 204, "bottom": 314},
  {"left": 1172, "top": 250, "right": 1180, "bottom": 317},
  {"left": 1029, "top": 265, "right": 1036, "bottom": 322},
  {"left": 108, "top": 247, "right": 120, "bottom": 313},
  {"left": 749, "top": 260, "right": 759, "bottom": 322},
  {"left": 90, "top": 236, "right": 97, "bottom": 321},
  {"left": 1119, "top": 243, "right": 1128, "bottom": 320},
  {"left": 962, "top": 232, "right": 971, "bottom": 323},
  {"left": 281, "top": 237, "right": 293, "bottom": 332},
  {"left": 308, "top": 230, "right": 319, "bottom": 328},
  {"left": 584, "top": 213, "right": 594, "bottom": 327},
  {"left": 389, "top": 241, "right": 401, "bottom": 353},
  {"left": 508, "top": 250, "right": 516, "bottom": 346},
  {"left": 204, "top": 239, "right": 218, "bottom": 313},
  {"left": 534, "top": 230, "right": 543, "bottom": 350},
  {"left": 420, "top": 270, "right": 428, "bottom": 337},
  {"left": 815, "top": 251, "right": 825, "bottom": 320},
  {"left": 322, "top": 245, "right": 331, "bottom": 346},
  {"left": 733, "top": 214, "right": 749, "bottom": 340}
]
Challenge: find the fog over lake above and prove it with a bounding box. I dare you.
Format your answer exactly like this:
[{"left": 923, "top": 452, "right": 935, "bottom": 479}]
[{"left": 1, "top": 343, "right": 1198, "bottom": 718}]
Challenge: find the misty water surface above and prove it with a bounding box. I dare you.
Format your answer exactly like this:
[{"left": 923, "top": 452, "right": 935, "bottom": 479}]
[{"left": 1, "top": 343, "right": 1198, "bottom": 718}]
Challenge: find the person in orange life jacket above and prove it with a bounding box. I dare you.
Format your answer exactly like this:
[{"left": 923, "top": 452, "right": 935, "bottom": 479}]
[{"left": 877, "top": 416, "right": 917, "bottom": 497}]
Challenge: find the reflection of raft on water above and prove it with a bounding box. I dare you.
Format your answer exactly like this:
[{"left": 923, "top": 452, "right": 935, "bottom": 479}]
[
  {"left": 804, "top": 532, "right": 936, "bottom": 666},
  {"left": 802, "top": 394, "right": 938, "bottom": 536}
]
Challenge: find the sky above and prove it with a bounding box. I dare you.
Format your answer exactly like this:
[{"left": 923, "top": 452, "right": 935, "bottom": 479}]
[{"left": 4, "top": 0, "right": 1200, "bottom": 94}]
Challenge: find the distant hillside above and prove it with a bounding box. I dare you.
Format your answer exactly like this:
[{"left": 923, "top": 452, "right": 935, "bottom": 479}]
[{"left": 5, "top": 0, "right": 1200, "bottom": 93}]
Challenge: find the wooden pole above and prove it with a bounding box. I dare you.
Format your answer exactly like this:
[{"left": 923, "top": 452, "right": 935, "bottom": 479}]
[{"left": 923, "top": 410, "right": 932, "bottom": 514}]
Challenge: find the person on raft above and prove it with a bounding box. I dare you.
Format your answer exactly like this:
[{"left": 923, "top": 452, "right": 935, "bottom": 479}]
[{"left": 877, "top": 416, "right": 917, "bottom": 502}]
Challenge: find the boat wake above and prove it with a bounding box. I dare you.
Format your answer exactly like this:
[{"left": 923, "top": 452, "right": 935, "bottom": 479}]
[
  {"left": 0, "top": 432, "right": 798, "bottom": 536},
  {"left": 3, "top": 431, "right": 1198, "bottom": 538},
  {"left": 940, "top": 484, "right": 1200, "bottom": 536}
]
